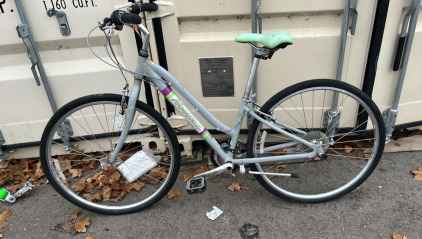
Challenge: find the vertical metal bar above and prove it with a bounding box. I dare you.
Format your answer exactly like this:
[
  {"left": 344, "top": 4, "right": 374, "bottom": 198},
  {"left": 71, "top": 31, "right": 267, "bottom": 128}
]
[
  {"left": 14, "top": 0, "right": 58, "bottom": 112},
  {"left": 248, "top": 0, "right": 261, "bottom": 127},
  {"left": 391, "top": 0, "right": 420, "bottom": 109},
  {"left": 332, "top": 0, "right": 351, "bottom": 109},
  {"left": 384, "top": 0, "right": 421, "bottom": 142},
  {"left": 325, "top": 0, "right": 352, "bottom": 144},
  {"left": 15, "top": 0, "right": 74, "bottom": 154}
]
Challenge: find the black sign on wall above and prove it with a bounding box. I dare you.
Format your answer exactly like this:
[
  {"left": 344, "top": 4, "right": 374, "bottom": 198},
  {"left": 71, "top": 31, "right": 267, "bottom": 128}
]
[{"left": 199, "top": 57, "right": 234, "bottom": 97}]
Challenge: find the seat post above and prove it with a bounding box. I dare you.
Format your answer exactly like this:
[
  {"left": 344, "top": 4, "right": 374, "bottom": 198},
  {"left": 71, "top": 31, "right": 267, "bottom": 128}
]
[{"left": 242, "top": 57, "right": 260, "bottom": 101}]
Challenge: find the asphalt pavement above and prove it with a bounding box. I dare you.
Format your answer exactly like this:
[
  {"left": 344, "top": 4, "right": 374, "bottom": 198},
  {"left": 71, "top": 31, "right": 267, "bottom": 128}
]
[{"left": 1, "top": 151, "right": 422, "bottom": 239}]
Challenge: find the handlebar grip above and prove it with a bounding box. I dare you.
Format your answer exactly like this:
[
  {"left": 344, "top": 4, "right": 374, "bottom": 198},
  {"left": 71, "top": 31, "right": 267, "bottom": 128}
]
[
  {"left": 110, "top": 10, "right": 142, "bottom": 26},
  {"left": 128, "top": 3, "right": 158, "bottom": 14},
  {"left": 393, "top": 36, "right": 406, "bottom": 71}
]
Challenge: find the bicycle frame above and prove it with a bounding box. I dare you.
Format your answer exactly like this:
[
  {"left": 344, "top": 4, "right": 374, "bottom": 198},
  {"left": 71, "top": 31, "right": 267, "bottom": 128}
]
[{"left": 109, "top": 24, "right": 318, "bottom": 166}]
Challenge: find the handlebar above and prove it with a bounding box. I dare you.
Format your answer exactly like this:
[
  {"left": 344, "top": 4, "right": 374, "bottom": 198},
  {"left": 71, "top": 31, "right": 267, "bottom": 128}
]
[
  {"left": 102, "top": 3, "right": 158, "bottom": 30},
  {"left": 111, "top": 10, "right": 142, "bottom": 25},
  {"left": 128, "top": 3, "right": 158, "bottom": 14}
]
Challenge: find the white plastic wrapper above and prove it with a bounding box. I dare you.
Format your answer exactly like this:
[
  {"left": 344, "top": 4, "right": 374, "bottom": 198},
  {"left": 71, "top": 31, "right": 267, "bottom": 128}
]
[
  {"left": 117, "top": 150, "right": 161, "bottom": 183},
  {"left": 206, "top": 206, "right": 223, "bottom": 221}
]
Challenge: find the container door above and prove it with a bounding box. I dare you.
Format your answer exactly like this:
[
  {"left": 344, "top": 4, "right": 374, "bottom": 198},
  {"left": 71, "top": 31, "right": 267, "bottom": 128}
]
[{"left": 373, "top": 1, "right": 422, "bottom": 125}]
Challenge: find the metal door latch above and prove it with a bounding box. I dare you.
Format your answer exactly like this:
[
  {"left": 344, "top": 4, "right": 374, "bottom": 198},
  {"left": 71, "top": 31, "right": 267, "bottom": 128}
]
[
  {"left": 349, "top": 0, "right": 359, "bottom": 35},
  {"left": 16, "top": 24, "right": 41, "bottom": 86},
  {"left": 0, "top": 180, "right": 36, "bottom": 203},
  {"left": 46, "top": 8, "right": 71, "bottom": 36}
]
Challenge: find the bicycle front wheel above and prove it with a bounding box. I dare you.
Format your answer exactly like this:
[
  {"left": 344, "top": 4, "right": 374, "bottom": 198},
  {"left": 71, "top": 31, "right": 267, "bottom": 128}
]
[
  {"left": 247, "top": 79, "right": 385, "bottom": 203},
  {"left": 40, "top": 94, "right": 180, "bottom": 214}
]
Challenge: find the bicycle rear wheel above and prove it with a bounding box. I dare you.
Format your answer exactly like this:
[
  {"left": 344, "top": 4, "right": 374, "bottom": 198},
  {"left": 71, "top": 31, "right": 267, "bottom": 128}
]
[
  {"left": 247, "top": 79, "right": 385, "bottom": 203},
  {"left": 40, "top": 94, "right": 180, "bottom": 214}
]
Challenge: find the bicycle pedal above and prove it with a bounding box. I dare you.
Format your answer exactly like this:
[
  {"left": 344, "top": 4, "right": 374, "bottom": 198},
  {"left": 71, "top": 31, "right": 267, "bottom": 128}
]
[{"left": 186, "top": 177, "right": 206, "bottom": 195}]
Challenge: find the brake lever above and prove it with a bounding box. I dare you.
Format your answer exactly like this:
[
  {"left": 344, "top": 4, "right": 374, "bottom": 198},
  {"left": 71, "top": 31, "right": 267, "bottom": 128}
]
[
  {"left": 99, "top": 19, "right": 115, "bottom": 38},
  {"left": 99, "top": 17, "right": 112, "bottom": 30},
  {"left": 104, "top": 25, "right": 115, "bottom": 38}
]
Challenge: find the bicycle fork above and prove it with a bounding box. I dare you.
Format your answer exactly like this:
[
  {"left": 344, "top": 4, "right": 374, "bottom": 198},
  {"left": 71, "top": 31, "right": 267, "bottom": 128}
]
[{"left": 107, "top": 79, "right": 142, "bottom": 164}]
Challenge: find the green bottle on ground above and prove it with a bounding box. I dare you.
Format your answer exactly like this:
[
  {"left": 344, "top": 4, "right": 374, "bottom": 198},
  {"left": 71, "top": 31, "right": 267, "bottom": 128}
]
[{"left": 0, "top": 188, "right": 8, "bottom": 200}]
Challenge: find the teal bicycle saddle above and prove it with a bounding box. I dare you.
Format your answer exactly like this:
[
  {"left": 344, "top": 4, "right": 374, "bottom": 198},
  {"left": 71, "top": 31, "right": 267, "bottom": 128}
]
[{"left": 235, "top": 31, "right": 293, "bottom": 49}]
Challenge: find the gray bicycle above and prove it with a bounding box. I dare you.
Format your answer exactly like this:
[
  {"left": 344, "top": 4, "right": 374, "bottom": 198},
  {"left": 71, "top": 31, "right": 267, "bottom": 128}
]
[{"left": 40, "top": 3, "right": 385, "bottom": 215}]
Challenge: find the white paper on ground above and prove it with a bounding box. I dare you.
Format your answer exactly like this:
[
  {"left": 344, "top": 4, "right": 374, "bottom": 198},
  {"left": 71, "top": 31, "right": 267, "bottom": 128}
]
[
  {"left": 117, "top": 151, "right": 160, "bottom": 183},
  {"left": 206, "top": 206, "right": 223, "bottom": 220}
]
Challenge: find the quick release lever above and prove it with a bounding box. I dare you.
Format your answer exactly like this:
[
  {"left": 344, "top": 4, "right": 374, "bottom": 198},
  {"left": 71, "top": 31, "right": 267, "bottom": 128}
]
[{"left": 46, "top": 8, "right": 71, "bottom": 36}]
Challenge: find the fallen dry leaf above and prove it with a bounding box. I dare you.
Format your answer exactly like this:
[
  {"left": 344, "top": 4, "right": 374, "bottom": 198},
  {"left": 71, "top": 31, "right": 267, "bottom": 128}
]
[
  {"left": 348, "top": 151, "right": 362, "bottom": 159},
  {"left": 69, "top": 209, "right": 82, "bottom": 220},
  {"left": 149, "top": 167, "right": 167, "bottom": 180},
  {"left": 58, "top": 158, "right": 72, "bottom": 172},
  {"left": 52, "top": 223, "right": 77, "bottom": 235},
  {"left": 272, "top": 148, "right": 287, "bottom": 156},
  {"left": 327, "top": 148, "right": 338, "bottom": 154},
  {"left": 266, "top": 164, "right": 287, "bottom": 178},
  {"left": 0, "top": 161, "right": 9, "bottom": 169},
  {"left": 0, "top": 209, "right": 11, "bottom": 228},
  {"left": 128, "top": 182, "right": 144, "bottom": 192},
  {"left": 167, "top": 188, "right": 182, "bottom": 200},
  {"left": 72, "top": 179, "right": 86, "bottom": 192},
  {"left": 344, "top": 145, "right": 353, "bottom": 153},
  {"left": 411, "top": 167, "right": 422, "bottom": 181},
  {"left": 83, "top": 193, "right": 102, "bottom": 202},
  {"left": 34, "top": 161, "right": 44, "bottom": 179},
  {"left": 74, "top": 217, "right": 90, "bottom": 233},
  {"left": 240, "top": 183, "right": 250, "bottom": 191},
  {"left": 69, "top": 169, "right": 83, "bottom": 178},
  {"left": 392, "top": 234, "right": 408, "bottom": 239},
  {"left": 85, "top": 236, "right": 95, "bottom": 239},
  {"left": 102, "top": 187, "right": 112, "bottom": 201},
  {"left": 109, "top": 191, "right": 126, "bottom": 202},
  {"left": 183, "top": 165, "right": 208, "bottom": 182},
  {"left": 356, "top": 142, "right": 372, "bottom": 149},
  {"left": 8, "top": 181, "right": 25, "bottom": 193},
  {"left": 228, "top": 182, "right": 241, "bottom": 192}
]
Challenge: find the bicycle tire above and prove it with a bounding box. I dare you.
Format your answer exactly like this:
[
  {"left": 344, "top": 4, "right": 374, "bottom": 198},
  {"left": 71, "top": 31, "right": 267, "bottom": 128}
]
[
  {"left": 247, "top": 79, "right": 385, "bottom": 203},
  {"left": 40, "top": 94, "right": 180, "bottom": 214}
]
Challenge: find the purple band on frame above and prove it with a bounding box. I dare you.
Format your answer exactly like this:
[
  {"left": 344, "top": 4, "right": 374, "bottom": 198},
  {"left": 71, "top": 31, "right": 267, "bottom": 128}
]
[
  {"left": 199, "top": 128, "right": 207, "bottom": 135},
  {"left": 161, "top": 86, "right": 172, "bottom": 96}
]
